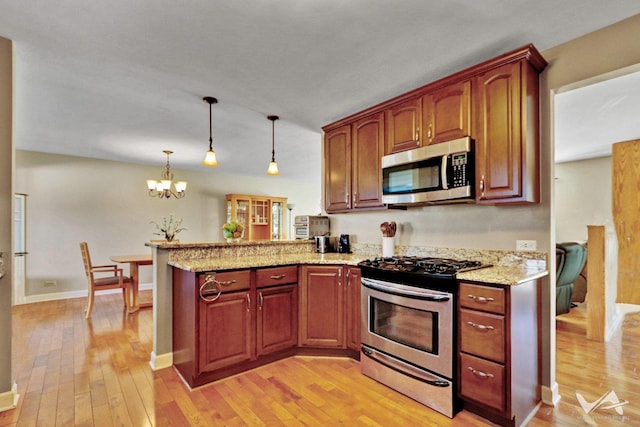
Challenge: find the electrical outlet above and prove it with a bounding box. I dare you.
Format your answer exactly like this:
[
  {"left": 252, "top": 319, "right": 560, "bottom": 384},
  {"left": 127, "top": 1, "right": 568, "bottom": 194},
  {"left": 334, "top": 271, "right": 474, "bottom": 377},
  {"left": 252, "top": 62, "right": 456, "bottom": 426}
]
[
  {"left": 44, "top": 280, "right": 57, "bottom": 288},
  {"left": 516, "top": 240, "right": 537, "bottom": 251}
]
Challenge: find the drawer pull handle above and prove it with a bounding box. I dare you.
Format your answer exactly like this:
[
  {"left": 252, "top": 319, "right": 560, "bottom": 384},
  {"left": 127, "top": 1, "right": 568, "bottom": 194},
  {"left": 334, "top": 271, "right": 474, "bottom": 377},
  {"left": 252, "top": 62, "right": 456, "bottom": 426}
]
[
  {"left": 468, "top": 294, "right": 495, "bottom": 303},
  {"left": 218, "top": 279, "right": 237, "bottom": 286},
  {"left": 468, "top": 366, "right": 495, "bottom": 379},
  {"left": 466, "top": 321, "right": 495, "bottom": 331},
  {"left": 270, "top": 274, "right": 286, "bottom": 280}
]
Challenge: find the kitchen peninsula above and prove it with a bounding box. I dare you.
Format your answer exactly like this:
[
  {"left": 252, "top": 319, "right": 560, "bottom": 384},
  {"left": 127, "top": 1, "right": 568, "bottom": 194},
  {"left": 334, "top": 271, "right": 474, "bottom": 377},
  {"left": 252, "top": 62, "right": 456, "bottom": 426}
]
[
  {"left": 147, "top": 240, "right": 547, "bottom": 424},
  {"left": 147, "top": 240, "right": 546, "bottom": 366}
]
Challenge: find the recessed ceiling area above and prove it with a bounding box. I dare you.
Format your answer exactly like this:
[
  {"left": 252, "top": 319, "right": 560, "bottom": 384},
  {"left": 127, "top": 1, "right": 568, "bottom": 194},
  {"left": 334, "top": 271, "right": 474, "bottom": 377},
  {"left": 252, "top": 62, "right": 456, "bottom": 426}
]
[
  {"left": 1, "top": 2, "right": 640, "bottom": 183},
  {"left": 555, "top": 69, "right": 640, "bottom": 163}
]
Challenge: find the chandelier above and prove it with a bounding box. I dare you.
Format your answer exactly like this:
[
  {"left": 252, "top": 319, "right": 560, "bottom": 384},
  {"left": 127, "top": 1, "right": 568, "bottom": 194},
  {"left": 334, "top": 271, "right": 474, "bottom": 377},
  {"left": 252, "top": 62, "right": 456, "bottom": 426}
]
[{"left": 146, "top": 150, "right": 187, "bottom": 199}]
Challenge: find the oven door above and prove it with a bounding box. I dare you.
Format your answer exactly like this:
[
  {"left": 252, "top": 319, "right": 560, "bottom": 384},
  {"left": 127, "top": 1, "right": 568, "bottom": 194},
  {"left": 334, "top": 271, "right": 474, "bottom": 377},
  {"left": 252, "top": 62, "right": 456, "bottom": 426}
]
[{"left": 361, "top": 277, "right": 453, "bottom": 378}]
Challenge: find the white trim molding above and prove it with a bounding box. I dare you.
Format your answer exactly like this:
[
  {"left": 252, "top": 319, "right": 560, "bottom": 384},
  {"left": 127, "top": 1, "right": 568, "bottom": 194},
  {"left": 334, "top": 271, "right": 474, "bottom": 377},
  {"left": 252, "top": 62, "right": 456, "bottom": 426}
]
[
  {"left": 541, "top": 382, "right": 561, "bottom": 406},
  {"left": 149, "top": 351, "right": 173, "bottom": 371},
  {"left": 0, "top": 382, "right": 18, "bottom": 413}
]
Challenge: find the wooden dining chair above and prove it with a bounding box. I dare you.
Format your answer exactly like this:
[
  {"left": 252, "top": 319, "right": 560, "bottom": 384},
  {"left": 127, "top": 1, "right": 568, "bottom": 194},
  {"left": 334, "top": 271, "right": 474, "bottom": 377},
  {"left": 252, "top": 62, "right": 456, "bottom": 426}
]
[{"left": 80, "top": 242, "right": 132, "bottom": 318}]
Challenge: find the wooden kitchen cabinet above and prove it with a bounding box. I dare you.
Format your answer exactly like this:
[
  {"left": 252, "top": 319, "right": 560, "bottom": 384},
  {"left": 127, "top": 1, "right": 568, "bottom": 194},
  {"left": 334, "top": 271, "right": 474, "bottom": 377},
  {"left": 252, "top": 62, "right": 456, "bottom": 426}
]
[
  {"left": 324, "top": 112, "right": 385, "bottom": 213},
  {"left": 345, "top": 266, "right": 361, "bottom": 351},
  {"left": 256, "top": 284, "right": 298, "bottom": 356},
  {"left": 385, "top": 97, "right": 422, "bottom": 153},
  {"left": 199, "top": 289, "right": 253, "bottom": 373},
  {"left": 172, "top": 266, "right": 298, "bottom": 387},
  {"left": 458, "top": 280, "right": 539, "bottom": 427},
  {"left": 422, "top": 80, "right": 471, "bottom": 145},
  {"left": 298, "top": 265, "right": 361, "bottom": 352},
  {"left": 322, "top": 44, "right": 546, "bottom": 208},
  {"left": 256, "top": 265, "right": 298, "bottom": 356},
  {"left": 299, "top": 265, "right": 345, "bottom": 348},
  {"left": 473, "top": 47, "right": 546, "bottom": 204}
]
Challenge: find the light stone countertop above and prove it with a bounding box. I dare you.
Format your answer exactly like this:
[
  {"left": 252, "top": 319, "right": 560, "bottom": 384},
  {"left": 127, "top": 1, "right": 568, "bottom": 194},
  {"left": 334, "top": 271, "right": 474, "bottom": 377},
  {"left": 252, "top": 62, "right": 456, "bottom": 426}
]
[
  {"left": 168, "top": 252, "right": 365, "bottom": 272},
  {"left": 166, "top": 245, "right": 548, "bottom": 286}
]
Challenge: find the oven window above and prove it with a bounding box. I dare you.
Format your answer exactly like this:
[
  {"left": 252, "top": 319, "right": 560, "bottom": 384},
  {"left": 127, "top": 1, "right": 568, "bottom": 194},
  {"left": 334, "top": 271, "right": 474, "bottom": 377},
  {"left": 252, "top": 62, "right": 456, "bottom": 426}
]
[
  {"left": 383, "top": 157, "right": 442, "bottom": 195},
  {"left": 370, "top": 297, "right": 438, "bottom": 354}
]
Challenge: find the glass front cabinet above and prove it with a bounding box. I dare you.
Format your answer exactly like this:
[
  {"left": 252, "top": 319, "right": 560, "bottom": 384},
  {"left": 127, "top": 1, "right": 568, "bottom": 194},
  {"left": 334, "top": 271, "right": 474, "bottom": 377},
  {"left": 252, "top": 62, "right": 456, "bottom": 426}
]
[{"left": 226, "top": 194, "right": 288, "bottom": 241}]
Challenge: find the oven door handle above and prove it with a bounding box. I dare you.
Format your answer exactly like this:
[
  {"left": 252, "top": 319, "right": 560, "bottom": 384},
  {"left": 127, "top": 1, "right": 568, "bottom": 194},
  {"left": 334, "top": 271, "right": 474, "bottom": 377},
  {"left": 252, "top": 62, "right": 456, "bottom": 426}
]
[
  {"left": 362, "top": 278, "right": 450, "bottom": 302},
  {"left": 362, "top": 346, "right": 450, "bottom": 387}
]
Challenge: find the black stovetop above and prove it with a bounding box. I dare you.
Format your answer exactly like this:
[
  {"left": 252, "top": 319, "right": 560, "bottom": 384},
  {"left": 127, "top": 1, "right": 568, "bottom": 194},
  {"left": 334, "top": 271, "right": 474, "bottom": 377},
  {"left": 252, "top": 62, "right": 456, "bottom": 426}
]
[{"left": 358, "top": 256, "right": 492, "bottom": 282}]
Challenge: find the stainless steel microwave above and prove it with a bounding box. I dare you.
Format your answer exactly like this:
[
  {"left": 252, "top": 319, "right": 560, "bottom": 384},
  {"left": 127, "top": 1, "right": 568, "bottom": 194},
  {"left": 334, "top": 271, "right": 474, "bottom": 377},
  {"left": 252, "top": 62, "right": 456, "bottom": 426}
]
[{"left": 382, "top": 136, "right": 474, "bottom": 205}]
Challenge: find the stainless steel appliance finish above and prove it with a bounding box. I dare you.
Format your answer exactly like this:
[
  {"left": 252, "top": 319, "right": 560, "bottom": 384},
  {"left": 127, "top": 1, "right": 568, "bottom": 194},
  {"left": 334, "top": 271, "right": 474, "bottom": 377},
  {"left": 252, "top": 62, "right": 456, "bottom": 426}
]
[
  {"left": 358, "top": 255, "right": 490, "bottom": 418},
  {"left": 293, "top": 215, "right": 329, "bottom": 240},
  {"left": 382, "top": 136, "right": 474, "bottom": 206}
]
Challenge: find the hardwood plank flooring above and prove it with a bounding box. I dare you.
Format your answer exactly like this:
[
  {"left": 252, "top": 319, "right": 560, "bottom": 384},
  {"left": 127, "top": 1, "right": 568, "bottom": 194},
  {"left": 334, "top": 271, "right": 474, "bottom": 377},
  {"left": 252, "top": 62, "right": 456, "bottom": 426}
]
[{"left": 3, "top": 293, "right": 639, "bottom": 426}]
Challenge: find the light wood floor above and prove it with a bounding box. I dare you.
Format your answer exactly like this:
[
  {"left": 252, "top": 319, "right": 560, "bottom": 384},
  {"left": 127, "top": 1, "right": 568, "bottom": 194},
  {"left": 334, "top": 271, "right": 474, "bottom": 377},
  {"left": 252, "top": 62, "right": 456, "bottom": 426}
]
[{"left": 2, "top": 293, "right": 639, "bottom": 426}]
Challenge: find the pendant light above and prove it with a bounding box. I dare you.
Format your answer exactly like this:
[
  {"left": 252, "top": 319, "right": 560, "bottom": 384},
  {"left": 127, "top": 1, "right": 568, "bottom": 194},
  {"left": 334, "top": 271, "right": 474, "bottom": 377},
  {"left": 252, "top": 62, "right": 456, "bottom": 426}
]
[
  {"left": 202, "top": 96, "right": 218, "bottom": 167},
  {"left": 267, "top": 115, "right": 280, "bottom": 175}
]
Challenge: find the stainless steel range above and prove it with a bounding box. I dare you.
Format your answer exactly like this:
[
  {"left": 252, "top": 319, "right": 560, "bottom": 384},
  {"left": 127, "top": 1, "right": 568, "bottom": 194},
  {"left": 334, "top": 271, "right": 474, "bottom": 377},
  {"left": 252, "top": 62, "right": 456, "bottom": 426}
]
[{"left": 358, "top": 256, "right": 491, "bottom": 418}]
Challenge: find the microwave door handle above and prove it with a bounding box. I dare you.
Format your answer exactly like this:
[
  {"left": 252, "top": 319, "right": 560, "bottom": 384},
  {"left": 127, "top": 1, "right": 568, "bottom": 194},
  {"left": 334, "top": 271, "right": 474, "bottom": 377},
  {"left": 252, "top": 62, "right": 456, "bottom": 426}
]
[{"left": 441, "top": 155, "right": 448, "bottom": 190}]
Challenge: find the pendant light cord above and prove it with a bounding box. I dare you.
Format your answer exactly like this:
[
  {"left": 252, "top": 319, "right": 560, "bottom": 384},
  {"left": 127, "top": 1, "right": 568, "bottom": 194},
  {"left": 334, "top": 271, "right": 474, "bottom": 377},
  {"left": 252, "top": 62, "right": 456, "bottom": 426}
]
[{"left": 208, "top": 101, "right": 213, "bottom": 150}]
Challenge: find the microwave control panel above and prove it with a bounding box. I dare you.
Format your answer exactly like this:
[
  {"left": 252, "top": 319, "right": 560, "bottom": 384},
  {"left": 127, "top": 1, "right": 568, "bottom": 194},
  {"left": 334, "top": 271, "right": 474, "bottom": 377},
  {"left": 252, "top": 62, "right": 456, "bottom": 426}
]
[{"left": 449, "top": 152, "right": 472, "bottom": 188}]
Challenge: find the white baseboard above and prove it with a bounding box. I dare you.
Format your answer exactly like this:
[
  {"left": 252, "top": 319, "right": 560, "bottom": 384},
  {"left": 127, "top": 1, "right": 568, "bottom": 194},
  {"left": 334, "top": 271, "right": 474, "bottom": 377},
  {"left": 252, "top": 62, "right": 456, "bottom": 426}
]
[
  {"left": 0, "top": 382, "right": 19, "bottom": 413},
  {"left": 149, "top": 351, "right": 173, "bottom": 371},
  {"left": 19, "top": 282, "right": 153, "bottom": 305}
]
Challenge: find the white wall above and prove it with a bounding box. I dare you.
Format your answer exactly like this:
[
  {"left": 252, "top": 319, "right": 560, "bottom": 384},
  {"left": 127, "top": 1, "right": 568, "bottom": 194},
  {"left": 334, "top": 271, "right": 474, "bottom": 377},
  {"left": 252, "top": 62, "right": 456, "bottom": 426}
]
[
  {"left": 14, "top": 150, "right": 321, "bottom": 298},
  {"left": 328, "top": 202, "right": 548, "bottom": 251},
  {"left": 555, "top": 156, "right": 612, "bottom": 243}
]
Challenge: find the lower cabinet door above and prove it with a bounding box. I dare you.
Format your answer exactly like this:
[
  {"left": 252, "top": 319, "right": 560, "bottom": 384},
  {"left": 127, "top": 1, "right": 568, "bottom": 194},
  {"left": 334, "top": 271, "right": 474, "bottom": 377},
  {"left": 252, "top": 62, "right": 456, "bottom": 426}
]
[
  {"left": 460, "top": 352, "right": 506, "bottom": 412},
  {"left": 257, "top": 284, "right": 298, "bottom": 356},
  {"left": 198, "top": 291, "right": 253, "bottom": 373},
  {"left": 299, "top": 265, "right": 345, "bottom": 348}
]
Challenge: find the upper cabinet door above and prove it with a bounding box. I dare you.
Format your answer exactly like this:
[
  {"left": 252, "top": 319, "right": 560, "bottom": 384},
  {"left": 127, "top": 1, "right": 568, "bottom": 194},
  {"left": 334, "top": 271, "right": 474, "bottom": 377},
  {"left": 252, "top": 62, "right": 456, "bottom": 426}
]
[
  {"left": 385, "top": 97, "right": 422, "bottom": 154},
  {"left": 352, "top": 112, "right": 385, "bottom": 209},
  {"left": 474, "top": 62, "right": 521, "bottom": 201},
  {"left": 324, "top": 125, "right": 352, "bottom": 212},
  {"left": 474, "top": 60, "right": 540, "bottom": 204},
  {"left": 422, "top": 80, "right": 471, "bottom": 145}
]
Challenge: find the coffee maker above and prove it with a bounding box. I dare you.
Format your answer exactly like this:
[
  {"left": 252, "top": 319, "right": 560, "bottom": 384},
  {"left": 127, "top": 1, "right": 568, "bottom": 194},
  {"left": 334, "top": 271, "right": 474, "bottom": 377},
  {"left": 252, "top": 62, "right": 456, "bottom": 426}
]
[{"left": 338, "top": 234, "right": 351, "bottom": 253}]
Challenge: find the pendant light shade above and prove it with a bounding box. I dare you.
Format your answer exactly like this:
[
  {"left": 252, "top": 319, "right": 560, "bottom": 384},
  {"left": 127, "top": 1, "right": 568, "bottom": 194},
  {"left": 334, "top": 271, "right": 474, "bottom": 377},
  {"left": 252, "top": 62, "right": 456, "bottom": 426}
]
[
  {"left": 267, "top": 115, "right": 280, "bottom": 176},
  {"left": 203, "top": 96, "right": 219, "bottom": 167}
]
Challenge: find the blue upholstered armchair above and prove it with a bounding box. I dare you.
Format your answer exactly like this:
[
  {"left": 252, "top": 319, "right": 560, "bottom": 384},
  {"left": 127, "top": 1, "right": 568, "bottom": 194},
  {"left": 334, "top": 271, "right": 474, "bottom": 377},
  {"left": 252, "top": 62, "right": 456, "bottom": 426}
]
[{"left": 556, "top": 241, "right": 587, "bottom": 315}]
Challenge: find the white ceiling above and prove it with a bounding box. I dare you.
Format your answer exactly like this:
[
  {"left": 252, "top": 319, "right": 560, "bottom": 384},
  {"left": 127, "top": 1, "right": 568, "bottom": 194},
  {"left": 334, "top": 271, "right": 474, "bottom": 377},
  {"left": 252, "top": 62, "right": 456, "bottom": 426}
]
[
  {"left": 1, "top": 2, "right": 639, "bottom": 183},
  {"left": 555, "top": 69, "right": 640, "bottom": 163}
]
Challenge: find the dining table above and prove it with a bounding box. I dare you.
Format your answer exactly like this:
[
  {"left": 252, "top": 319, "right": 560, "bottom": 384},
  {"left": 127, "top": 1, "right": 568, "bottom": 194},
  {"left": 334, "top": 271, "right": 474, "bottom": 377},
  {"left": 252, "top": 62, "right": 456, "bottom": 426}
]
[{"left": 110, "top": 254, "right": 153, "bottom": 313}]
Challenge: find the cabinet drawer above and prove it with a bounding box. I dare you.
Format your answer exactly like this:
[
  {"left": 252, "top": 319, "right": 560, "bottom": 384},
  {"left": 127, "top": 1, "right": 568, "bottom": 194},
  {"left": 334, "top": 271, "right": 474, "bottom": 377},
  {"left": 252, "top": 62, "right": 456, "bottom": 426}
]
[
  {"left": 256, "top": 265, "right": 298, "bottom": 288},
  {"left": 460, "top": 309, "right": 505, "bottom": 363},
  {"left": 460, "top": 282, "right": 505, "bottom": 314},
  {"left": 199, "top": 270, "right": 251, "bottom": 295},
  {"left": 460, "top": 353, "right": 505, "bottom": 411}
]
